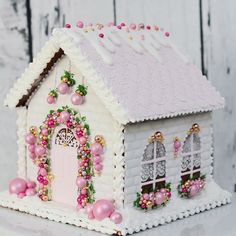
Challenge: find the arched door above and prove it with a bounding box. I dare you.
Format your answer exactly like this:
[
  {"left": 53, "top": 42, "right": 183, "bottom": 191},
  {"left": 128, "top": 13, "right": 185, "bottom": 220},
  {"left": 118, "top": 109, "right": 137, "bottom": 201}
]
[{"left": 51, "top": 127, "right": 78, "bottom": 206}]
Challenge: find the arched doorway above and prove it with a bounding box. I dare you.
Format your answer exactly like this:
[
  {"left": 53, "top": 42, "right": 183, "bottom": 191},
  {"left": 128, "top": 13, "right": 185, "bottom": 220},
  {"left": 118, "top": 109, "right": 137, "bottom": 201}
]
[{"left": 51, "top": 127, "right": 78, "bottom": 206}]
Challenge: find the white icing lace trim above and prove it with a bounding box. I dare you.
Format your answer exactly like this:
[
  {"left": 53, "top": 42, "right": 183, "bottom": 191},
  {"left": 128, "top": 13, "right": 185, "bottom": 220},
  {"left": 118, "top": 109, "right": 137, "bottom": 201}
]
[
  {"left": 16, "top": 107, "right": 27, "bottom": 178},
  {"left": 0, "top": 181, "right": 231, "bottom": 236}
]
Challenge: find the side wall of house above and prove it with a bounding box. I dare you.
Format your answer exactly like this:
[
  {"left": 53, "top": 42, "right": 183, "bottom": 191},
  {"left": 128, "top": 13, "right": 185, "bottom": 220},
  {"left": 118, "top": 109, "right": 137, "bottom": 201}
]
[
  {"left": 25, "top": 55, "right": 124, "bottom": 208},
  {"left": 124, "top": 112, "right": 213, "bottom": 207}
]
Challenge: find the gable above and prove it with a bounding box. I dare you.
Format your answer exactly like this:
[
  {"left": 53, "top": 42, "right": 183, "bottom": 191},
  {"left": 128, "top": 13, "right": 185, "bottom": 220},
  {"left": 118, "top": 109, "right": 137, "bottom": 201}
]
[{"left": 5, "top": 26, "right": 224, "bottom": 124}]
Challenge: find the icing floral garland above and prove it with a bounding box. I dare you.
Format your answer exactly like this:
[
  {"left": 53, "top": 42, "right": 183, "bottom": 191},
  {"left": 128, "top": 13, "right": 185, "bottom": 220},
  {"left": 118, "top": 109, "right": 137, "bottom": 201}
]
[
  {"left": 178, "top": 175, "right": 205, "bottom": 198},
  {"left": 133, "top": 183, "right": 171, "bottom": 210},
  {"left": 25, "top": 106, "right": 95, "bottom": 204}
]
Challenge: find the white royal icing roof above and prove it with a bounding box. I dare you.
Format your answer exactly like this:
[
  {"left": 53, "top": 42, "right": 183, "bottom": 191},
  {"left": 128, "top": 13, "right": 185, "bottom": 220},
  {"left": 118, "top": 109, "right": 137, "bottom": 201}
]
[{"left": 5, "top": 23, "right": 224, "bottom": 124}]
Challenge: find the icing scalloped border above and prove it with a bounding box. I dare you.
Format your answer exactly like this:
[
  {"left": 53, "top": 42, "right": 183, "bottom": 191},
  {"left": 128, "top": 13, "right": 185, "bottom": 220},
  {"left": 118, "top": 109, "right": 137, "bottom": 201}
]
[{"left": 0, "top": 181, "right": 231, "bottom": 236}]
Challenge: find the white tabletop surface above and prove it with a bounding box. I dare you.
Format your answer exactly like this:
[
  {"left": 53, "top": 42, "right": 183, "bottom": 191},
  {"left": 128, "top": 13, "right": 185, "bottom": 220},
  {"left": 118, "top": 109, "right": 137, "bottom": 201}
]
[{"left": 0, "top": 194, "right": 235, "bottom": 236}]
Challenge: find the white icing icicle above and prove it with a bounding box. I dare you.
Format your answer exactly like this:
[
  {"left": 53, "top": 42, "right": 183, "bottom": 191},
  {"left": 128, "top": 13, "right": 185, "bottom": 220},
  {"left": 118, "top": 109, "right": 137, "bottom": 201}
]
[
  {"left": 108, "top": 31, "right": 121, "bottom": 46},
  {"left": 117, "top": 30, "right": 143, "bottom": 54},
  {"left": 82, "top": 31, "right": 113, "bottom": 65}
]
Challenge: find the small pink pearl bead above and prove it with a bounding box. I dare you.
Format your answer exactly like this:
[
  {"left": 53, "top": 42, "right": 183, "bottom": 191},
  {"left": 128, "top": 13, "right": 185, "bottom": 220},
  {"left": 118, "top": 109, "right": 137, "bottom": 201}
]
[
  {"left": 117, "top": 25, "right": 122, "bottom": 30},
  {"left": 76, "top": 21, "right": 84, "bottom": 28},
  {"left": 107, "top": 22, "right": 114, "bottom": 27},
  {"left": 146, "top": 25, "right": 151, "bottom": 30},
  {"left": 165, "top": 32, "right": 170, "bottom": 37},
  {"left": 138, "top": 23, "right": 145, "bottom": 30},
  {"left": 65, "top": 23, "right": 71, "bottom": 28},
  {"left": 99, "top": 33, "right": 104, "bottom": 38},
  {"left": 153, "top": 25, "right": 159, "bottom": 31},
  {"left": 129, "top": 23, "right": 136, "bottom": 30},
  {"left": 120, "top": 22, "right": 126, "bottom": 27}
]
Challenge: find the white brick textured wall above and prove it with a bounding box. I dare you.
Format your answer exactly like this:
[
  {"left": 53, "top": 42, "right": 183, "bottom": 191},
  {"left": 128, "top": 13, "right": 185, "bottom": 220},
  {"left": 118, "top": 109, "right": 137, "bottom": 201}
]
[{"left": 124, "top": 112, "right": 213, "bottom": 206}]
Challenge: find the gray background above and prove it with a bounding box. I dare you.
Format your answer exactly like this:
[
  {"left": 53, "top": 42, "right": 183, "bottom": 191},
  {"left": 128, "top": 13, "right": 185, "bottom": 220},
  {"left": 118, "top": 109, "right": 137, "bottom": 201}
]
[{"left": 0, "top": 0, "right": 236, "bottom": 193}]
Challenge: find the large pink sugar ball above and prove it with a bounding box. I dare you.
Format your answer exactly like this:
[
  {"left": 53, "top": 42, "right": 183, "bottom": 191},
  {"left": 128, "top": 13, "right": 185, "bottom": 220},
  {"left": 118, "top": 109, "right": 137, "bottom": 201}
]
[
  {"left": 93, "top": 199, "right": 115, "bottom": 221},
  {"left": 76, "top": 176, "right": 87, "bottom": 189},
  {"left": 9, "top": 178, "right": 27, "bottom": 195},
  {"left": 35, "top": 145, "right": 46, "bottom": 156},
  {"left": 91, "top": 143, "right": 103, "bottom": 155},
  {"left": 60, "top": 111, "right": 70, "bottom": 123},
  {"left": 110, "top": 211, "right": 122, "bottom": 224},
  {"left": 71, "top": 93, "right": 84, "bottom": 105},
  {"left": 25, "top": 133, "right": 36, "bottom": 144},
  {"left": 57, "top": 82, "right": 69, "bottom": 94}
]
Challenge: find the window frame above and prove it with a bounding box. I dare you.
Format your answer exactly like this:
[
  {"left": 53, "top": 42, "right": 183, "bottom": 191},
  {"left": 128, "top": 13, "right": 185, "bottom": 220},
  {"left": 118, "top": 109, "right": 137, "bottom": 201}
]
[
  {"left": 181, "top": 132, "right": 201, "bottom": 180},
  {"left": 141, "top": 139, "right": 166, "bottom": 192}
]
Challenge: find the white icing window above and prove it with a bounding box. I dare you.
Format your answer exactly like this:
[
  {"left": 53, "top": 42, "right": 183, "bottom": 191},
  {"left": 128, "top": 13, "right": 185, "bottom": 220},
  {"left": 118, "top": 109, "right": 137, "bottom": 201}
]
[
  {"left": 141, "top": 139, "right": 166, "bottom": 193},
  {"left": 55, "top": 128, "right": 78, "bottom": 148},
  {"left": 181, "top": 132, "right": 201, "bottom": 181}
]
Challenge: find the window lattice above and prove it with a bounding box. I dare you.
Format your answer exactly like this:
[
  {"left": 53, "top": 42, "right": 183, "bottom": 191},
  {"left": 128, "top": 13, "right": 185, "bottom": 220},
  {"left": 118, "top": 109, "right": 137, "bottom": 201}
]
[
  {"left": 55, "top": 128, "right": 78, "bottom": 148},
  {"left": 181, "top": 131, "right": 201, "bottom": 181},
  {"left": 141, "top": 139, "right": 166, "bottom": 192}
]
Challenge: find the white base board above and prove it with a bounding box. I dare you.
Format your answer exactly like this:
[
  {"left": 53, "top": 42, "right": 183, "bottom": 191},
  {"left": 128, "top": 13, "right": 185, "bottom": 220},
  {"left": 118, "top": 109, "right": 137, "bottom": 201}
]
[{"left": 0, "top": 181, "right": 231, "bottom": 235}]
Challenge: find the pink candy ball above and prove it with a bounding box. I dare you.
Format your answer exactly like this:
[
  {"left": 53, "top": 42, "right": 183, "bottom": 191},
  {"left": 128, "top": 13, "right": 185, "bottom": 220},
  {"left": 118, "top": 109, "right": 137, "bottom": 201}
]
[
  {"left": 160, "top": 188, "right": 167, "bottom": 194},
  {"left": 57, "top": 82, "right": 69, "bottom": 94},
  {"left": 107, "top": 22, "right": 114, "bottom": 27},
  {"left": 189, "top": 184, "right": 199, "bottom": 197},
  {"left": 26, "top": 180, "right": 36, "bottom": 189},
  {"left": 71, "top": 93, "right": 84, "bottom": 105},
  {"left": 91, "top": 143, "right": 103, "bottom": 155},
  {"left": 29, "top": 152, "right": 36, "bottom": 160},
  {"left": 47, "top": 96, "right": 55, "bottom": 104},
  {"left": 25, "top": 188, "right": 36, "bottom": 196},
  {"left": 155, "top": 192, "right": 166, "bottom": 205},
  {"left": 110, "top": 211, "right": 122, "bottom": 224},
  {"left": 60, "top": 111, "right": 70, "bottom": 123},
  {"left": 28, "top": 144, "right": 35, "bottom": 153},
  {"left": 86, "top": 203, "right": 94, "bottom": 214},
  {"left": 76, "top": 21, "right": 84, "bottom": 28},
  {"left": 39, "top": 168, "right": 47, "bottom": 176},
  {"left": 76, "top": 176, "right": 87, "bottom": 189},
  {"left": 9, "top": 178, "right": 27, "bottom": 195},
  {"left": 143, "top": 193, "right": 149, "bottom": 200},
  {"left": 79, "top": 136, "right": 87, "bottom": 145},
  {"left": 17, "top": 192, "right": 26, "bottom": 199},
  {"left": 93, "top": 155, "right": 102, "bottom": 163},
  {"left": 129, "top": 23, "right": 136, "bottom": 30},
  {"left": 35, "top": 145, "right": 46, "bottom": 156},
  {"left": 174, "top": 140, "right": 181, "bottom": 149},
  {"left": 41, "top": 128, "right": 48, "bottom": 136},
  {"left": 25, "top": 133, "right": 36, "bottom": 144},
  {"left": 93, "top": 199, "right": 115, "bottom": 221},
  {"left": 165, "top": 32, "right": 170, "bottom": 37},
  {"left": 65, "top": 23, "right": 71, "bottom": 28},
  {"left": 94, "top": 163, "right": 103, "bottom": 172}
]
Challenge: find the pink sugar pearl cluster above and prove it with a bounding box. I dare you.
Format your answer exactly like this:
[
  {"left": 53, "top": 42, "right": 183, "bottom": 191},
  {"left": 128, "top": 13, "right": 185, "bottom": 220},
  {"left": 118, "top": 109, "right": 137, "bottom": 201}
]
[
  {"left": 137, "top": 188, "right": 171, "bottom": 210},
  {"left": 179, "top": 178, "right": 205, "bottom": 198},
  {"left": 85, "top": 199, "right": 122, "bottom": 224},
  {"left": 76, "top": 127, "right": 92, "bottom": 209},
  {"left": 9, "top": 178, "right": 37, "bottom": 198},
  {"left": 91, "top": 142, "right": 104, "bottom": 174},
  {"left": 64, "top": 21, "right": 170, "bottom": 40},
  {"left": 25, "top": 128, "right": 47, "bottom": 161}
]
